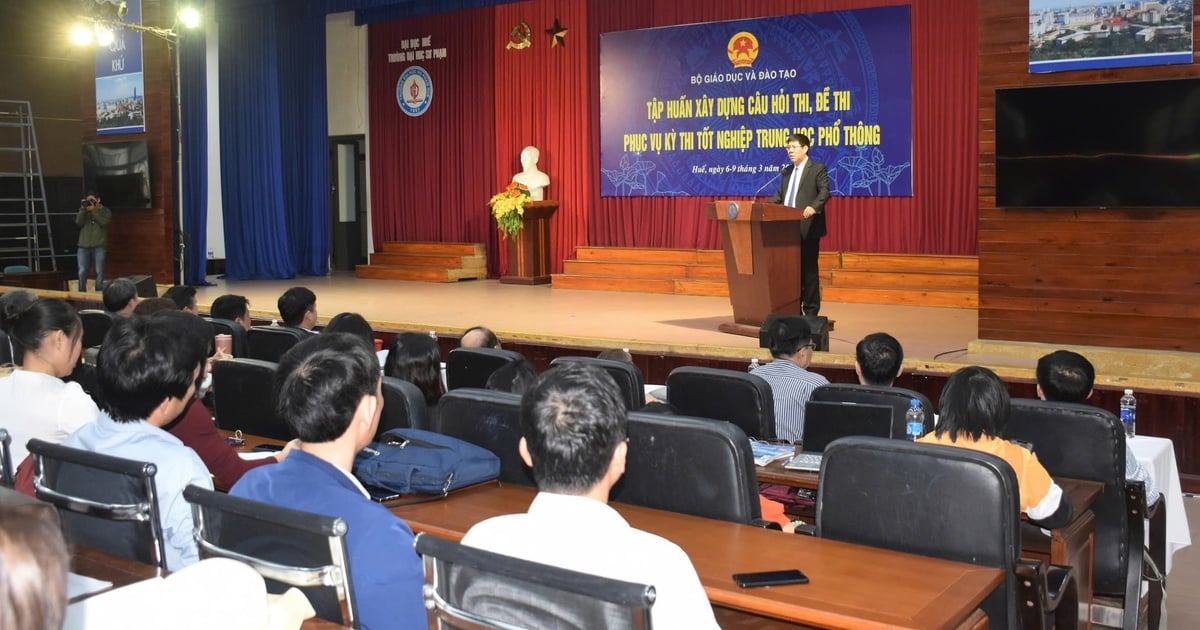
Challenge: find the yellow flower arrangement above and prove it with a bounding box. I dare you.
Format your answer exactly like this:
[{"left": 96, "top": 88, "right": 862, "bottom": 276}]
[{"left": 488, "top": 181, "right": 531, "bottom": 240}]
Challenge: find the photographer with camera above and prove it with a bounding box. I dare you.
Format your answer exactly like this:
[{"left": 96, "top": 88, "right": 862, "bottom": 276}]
[{"left": 74, "top": 191, "right": 111, "bottom": 292}]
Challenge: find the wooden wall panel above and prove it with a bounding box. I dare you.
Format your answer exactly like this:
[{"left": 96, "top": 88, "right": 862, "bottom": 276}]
[
  {"left": 80, "top": 0, "right": 176, "bottom": 284},
  {"left": 977, "top": 1, "right": 1200, "bottom": 352}
]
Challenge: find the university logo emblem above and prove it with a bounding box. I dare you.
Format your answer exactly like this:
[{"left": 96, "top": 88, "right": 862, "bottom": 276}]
[
  {"left": 726, "top": 201, "right": 740, "bottom": 219},
  {"left": 397, "top": 66, "right": 433, "bottom": 117},
  {"left": 726, "top": 31, "right": 759, "bottom": 68}
]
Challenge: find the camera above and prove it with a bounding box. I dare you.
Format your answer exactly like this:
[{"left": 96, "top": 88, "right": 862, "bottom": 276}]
[{"left": 80, "top": 198, "right": 89, "bottom": 205}]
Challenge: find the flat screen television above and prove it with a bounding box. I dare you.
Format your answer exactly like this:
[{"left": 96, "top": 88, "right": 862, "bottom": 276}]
[
  {"left": 82, "top": 140, "right": 151, "bottom": 208},
  {"left": 995, "top": 78, "right": 1200, "bottom": 209}
]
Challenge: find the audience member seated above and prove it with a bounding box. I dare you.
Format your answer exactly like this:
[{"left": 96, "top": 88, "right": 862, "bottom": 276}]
[
  {"left": 0, "top": 290, "right": 36, "bottom": 363},
  {"left": 277, "top": 287, "right": 318, "bottom": 334},
  {"left": 462, "top": 364, "right": 718, "bottom": 629},
  {"left": 157, "top": 311, "right": 296, "bottom": 488},
  {"left": 133, "top": 297, "right": 178, "bottom": 316},
  {"left": 918, "top": 365, "right": 1072, "bottom": 528},
  {"left": 162, "top": 285, "right": 199, "bottom": 315},
  {"left": 459, "top": 325, "right": 500, "bottom": 349},
  {"left": 855, "top": 332, "right": 903, "bottom": 386},
  {"left": 324, "top": 312, "right": 382, "bottom": 362},
  {"left": 596, "top": 348, "right": 657, "bottom": 405},
  {"left": 484, "top": 356, "right": 538, "bottom": 395},
  {"left": 0, "top": 298, "right": 99, "bottom": 478},
  {"left": 1036, "top": 350, "right": 1158, "bottom": 504},
  {"left": 0, "top": 502, "right": 69, "bottom": 630},
  {"left": 63, "top": 315, "right": 214, "bottom": 570},
  {"left": 210, "top": 294, "right": 252, "bottom": 331},
  {"left": 231, "top": 333, "right": 426, "bottom": 630},
  {"left": 385, "top": 332, "right": 445, "bottom": 411},
  {"left": 101, "top": 279, "right": 139, "bottom": 317},
  {"left": 749, "top": 316, "right": 829, "bottom": 442}
]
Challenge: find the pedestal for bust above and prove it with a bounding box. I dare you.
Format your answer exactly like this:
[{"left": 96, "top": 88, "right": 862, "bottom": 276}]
[{"left": 500, "top": 200, "right": 558, "bottom": 285}]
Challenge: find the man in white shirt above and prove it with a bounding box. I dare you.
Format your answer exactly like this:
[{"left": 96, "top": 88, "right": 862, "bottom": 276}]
[{"left": 462, "top": 364, "right": 719, "bottom": 629}]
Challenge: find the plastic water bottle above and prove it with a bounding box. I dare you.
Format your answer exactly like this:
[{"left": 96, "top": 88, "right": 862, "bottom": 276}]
[
  {"left": 269, "top": 319, "right": 279, "bottom": 327},
  {"left": 428, "top": 330, "right": 438, "bottom": 340},
  {"left": 1119, "top": 389, "right": 1137, "bottom": 438},
  {"left": 748, "top": 357, "right": 760, "bottom": 372},
  {"left": 906, "top": 398, "right": 924, "bottom": 441}
]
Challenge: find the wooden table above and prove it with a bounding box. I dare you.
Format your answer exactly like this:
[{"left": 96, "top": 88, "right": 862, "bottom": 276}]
[
  {"left": 756, "top": 463, "right": 1102, "bottom": 629},
  {"left": 390, "top": 482, "right": 1000, "bottom": 629}
]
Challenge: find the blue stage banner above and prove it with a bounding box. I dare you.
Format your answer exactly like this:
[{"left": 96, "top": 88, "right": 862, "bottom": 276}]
[
  {"left": 95, "top": 0, "right": 146, "bottom": 135},
  {"left": 599, "top": 6, "right": 912, "bottom": 198}
]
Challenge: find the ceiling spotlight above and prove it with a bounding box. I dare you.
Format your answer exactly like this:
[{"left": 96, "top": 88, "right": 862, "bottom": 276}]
[
  {"left": 70, "top": 23, "right": 93, "bottom": 46},
  {"left": 178, "top": 7, "right": 201, "bottom": 29}
]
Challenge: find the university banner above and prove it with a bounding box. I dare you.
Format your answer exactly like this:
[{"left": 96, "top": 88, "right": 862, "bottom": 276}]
[
  {"left": 95, "top": 0, "right": 146, "bottom": 135},
  {"left": 599, "top": 6, "right": 912, "bottom": 198}
]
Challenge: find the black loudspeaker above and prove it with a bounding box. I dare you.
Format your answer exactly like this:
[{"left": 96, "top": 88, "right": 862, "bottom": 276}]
[
  {"left": 126, "top": 275, "right": 157, "bottom": 298},
  {"left": 758, "top": 314, "right": 830, "bottom": 352}
]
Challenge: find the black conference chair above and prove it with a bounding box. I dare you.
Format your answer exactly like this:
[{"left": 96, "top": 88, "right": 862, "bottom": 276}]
[
  {"left": 205, "top": 317, "right": 248, "bottom": 358},
  {"left": 379, "top": 376, "right": 431, "bottom": 435},
  {"left": 433, "top": 388, "right": 533, "bottom": 486},
  {"left": 211, "top": 358, "right": 293, "bottom": 441},
  {"left": 184, "top": 485, "right": 359, "bottom": 628},
  {"left": 809, "top": 383, "right": 935, "bottom": 438},
  {"left": 445, "top": 347, "right": 526, "bottom": 391},
  {"left": 28, "top": 438, "right": 167, "bottom": 571},
  {"left": 1006, "top": 398, "right": 1160, "bottom": 630},
  {"left": 415, "top": 533, "right": 656, "bottom": 630},
  {"left": 550, "top": 356, "right": 646, "bottom": 411},
  {"left": 612, "top": 411, "right": 771, "bottom": 527},
  {"left": 0, "top": 428, "right": 13, "bottom": 488},
  {"left": 816, "top": 436, "right": 1077, "bottom": 630},
  {"left": 247, "top": 326, "right": 309, "bottom": 363},
  {"left": 79, "top": 309, "right": 115, "bottom": 349},
  {"left": 665, "top": 366, "right": 776, "bottom": 440}
]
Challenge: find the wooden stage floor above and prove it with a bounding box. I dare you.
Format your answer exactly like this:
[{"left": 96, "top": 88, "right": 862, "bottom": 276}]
[{"left": 188, "top": 272, "right": 1200, "bottom": 394}]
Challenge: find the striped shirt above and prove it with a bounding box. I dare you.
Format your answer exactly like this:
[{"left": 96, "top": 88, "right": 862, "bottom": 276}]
[{"left": 751, "top": 359, "right": 830, "bottom": 442}]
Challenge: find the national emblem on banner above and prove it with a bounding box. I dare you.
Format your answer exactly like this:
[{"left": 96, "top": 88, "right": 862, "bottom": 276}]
[{"left": 726, "top": 31, "right": 759, "bottom": 68}]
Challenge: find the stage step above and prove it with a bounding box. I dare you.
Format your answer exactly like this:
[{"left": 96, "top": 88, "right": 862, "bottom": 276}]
[
  {"left": 357, "top": 241, "right": 487, "bottom": 283},
  {"left": 822, "top": 286, "right": 978, "bottom": 308},
  {"left": 831, "top": 269, "right": 978, "bottom": 291},
  {"left": 555, "top": 248, "right": 729, "bottom": 297}
]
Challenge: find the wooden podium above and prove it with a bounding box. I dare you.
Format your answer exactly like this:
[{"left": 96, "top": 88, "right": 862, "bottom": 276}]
[
  {"left": 706, "top": 200, "right": 805, "bottom": 337},
  {"left": 500, "top": 200, "right": 558, "bottom": 285}
]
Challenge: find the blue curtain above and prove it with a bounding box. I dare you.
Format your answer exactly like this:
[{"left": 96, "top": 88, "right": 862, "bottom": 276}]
[
  {"left": 180, "top": 28, "right": 209, "bottom": 285},
  {"left": 276, "top": 5, "right": 330, "bottom": 276}
]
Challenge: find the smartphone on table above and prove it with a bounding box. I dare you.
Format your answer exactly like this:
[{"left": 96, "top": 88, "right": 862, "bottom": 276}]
[{"left": 732, "top": 569, "right": 809, "bottom": 588}]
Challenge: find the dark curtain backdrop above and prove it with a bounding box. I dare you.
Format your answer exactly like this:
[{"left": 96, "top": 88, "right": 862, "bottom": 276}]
[
  {"left": 367, "top": 0, "right": 978, "bottom": 274},
  {"left": 180, "top": 29, "right": 208, "bottom": 286},
  {"left": 367, "top": 8, "right": 500, "bottom": 272}
]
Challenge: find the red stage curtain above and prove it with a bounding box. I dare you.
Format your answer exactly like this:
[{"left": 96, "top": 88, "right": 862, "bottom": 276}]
[{"left": 369, "top": 0, "right": 978, "bottom": 275}]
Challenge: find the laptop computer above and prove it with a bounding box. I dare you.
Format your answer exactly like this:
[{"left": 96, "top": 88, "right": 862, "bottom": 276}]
[{"left": 784, "top": 400, "right": 894, "bottom": 471}]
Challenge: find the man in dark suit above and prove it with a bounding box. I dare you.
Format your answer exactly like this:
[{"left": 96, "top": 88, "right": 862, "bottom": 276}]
[{"left": 769, "top": 133, "right": 830, "bottom": 316}]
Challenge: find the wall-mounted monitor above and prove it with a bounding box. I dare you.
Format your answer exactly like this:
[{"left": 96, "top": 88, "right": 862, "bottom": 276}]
[
  {"left": 82, "top": 140, "right": 151, "bottom": 208},
  {"left": 995, "top": 78, "right": 1200, "bottom": 209}
]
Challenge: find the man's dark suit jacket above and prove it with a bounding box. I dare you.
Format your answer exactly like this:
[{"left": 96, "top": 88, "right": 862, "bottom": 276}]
[{"left": 769, "top": 159, "right": 831, "bottom": 239}]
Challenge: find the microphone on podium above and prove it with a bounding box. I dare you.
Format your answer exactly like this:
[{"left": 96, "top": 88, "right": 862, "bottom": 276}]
[{"left": 753, "top": 163, "right": 789, "bottom": 198}]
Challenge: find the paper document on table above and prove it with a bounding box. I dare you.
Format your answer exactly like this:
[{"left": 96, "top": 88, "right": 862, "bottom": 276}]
[
  {"left": 67, "top": 572, "right": 113, "bottom": 600},
  {"left": 751, "top": 440, "right": 795, "bottom": 467},
  {"left": 238, "top": 451, "right": 278, "bottom": 461}
]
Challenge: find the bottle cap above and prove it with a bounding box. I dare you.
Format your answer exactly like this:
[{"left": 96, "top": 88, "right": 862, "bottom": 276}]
[
  {"left": 910, "top": 398, "right": 919, "bottom": 406},
  {"left": 1124, "top": 388, "right": 1134, "bottom": 394}
]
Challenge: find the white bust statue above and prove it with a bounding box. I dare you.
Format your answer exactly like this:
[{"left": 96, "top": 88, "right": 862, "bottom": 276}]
[{"left": 511, "top": 145, "right": 550, "bottom": 201}]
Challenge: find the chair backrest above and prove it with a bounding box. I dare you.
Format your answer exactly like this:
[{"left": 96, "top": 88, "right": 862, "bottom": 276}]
[
  {"left": 183, "top": 485, "right": 358, "bottom": 627},
  {"left": 0, "top": 428, "right": 12, "bottom": 487},
  {"left": 665, "top": 366, "right": 776, "bottom": 439},
  {"left": 445, "top": 347, "right": 526, "bottom": 390},
  {"left": 379, "top": 376, "right": 430, "bottom": 434},
  {"left": 204, "top": 317, "right": 248, "bottom": 358},
  {"left": 27, "top": 438, "right": 167, "bottom": 570},
  {"left": 612, "top": 412, "right": 761, "bottom": 524},
  {"left": 549, "top": 356, "right": 646, "bottom": 411},
  {"left": 415, "top": 533, "right": 655, "bottom": 630},
  {"left": 800, "top": 400, "right": 894, "bottom": 452},
  {"left": 211, "top": 358, "right": 294, "bottom": 441},
  {"left": 1005, "top": 398, "right": 1131, "bottom": 595},
  {"left": 433, "top": 388, "right": 533, "bottom": 486},
  {"left": 246, "top": 326, "right": 309, "bottom": 363},
  {"left": 816, "top": 436, "right": 1021, "bottom": 628},
  {"left": 809, "top": 383, "right": 936, "bottom": 437},
  {"left": 79, "top": 309, "right": 115, "bottom": 349}
]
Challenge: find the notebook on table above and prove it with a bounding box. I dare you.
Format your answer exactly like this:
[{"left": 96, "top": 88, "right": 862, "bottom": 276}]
[{"left": 784, "top": 401, "right": 894, "bottom": 471}]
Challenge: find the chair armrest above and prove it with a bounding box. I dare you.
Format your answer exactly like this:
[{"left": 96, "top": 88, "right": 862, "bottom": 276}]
[
  {"left": 792, "top": 523, "right": 816, "bottom": 536},
  {"left": 1015, "top": 560, "right": 1078, "bottom": 630},
  {"left": 749, "top": 518, "right": 782, "bottom": 530}
]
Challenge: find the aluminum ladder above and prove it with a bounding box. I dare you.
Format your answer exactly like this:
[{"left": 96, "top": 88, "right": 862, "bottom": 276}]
[{"left": 0, "top": 100, "right": 56, "bottom": 272}]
